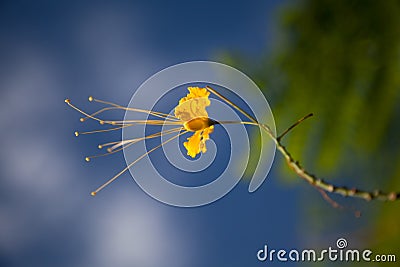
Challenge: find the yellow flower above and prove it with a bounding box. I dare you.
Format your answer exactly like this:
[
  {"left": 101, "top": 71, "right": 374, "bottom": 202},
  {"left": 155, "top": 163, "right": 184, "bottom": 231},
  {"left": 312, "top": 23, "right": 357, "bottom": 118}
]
[{"left": 175, "top": 87, "right": 214, "bottom": 158}]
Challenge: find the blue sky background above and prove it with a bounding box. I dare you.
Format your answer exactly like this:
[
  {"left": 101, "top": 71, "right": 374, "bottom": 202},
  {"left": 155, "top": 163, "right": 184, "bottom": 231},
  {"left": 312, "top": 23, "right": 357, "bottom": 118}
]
[{"left": 0, "top": 1, "right": 376, "bottom": 266}]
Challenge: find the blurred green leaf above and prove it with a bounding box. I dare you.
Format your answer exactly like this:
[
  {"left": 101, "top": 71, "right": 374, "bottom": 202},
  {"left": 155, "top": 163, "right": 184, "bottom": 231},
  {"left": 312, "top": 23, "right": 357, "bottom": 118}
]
[{"left": 224, "top": 0, "right": 400, "bottom": 265}]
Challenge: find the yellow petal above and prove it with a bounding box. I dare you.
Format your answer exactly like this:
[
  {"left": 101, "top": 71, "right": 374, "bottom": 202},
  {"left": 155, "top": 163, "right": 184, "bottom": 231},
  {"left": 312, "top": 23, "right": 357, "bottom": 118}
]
[
  {"left": 202, "top": 125, "right": 214, "bottom": 139},
  {"left": 184, "top": 131, "right": 201, "bottom": 158},
  {"left": 174, "top": 87, "right": 211, "bottom": 122},
  {"left": 178, "top": 87, "right": 210, "bottom": 105},
  {"left": 183, "top": 126, "right": 214, "bottom": 158}
]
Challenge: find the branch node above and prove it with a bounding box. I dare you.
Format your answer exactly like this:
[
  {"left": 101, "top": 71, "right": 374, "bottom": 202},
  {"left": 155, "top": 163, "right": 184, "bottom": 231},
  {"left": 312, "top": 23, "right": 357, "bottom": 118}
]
[
  {"left": 349, "top": 188, "right": 357, "bottom": 196},
  {"left": 327, "top": 184, "right": 335, "bottom": 192},
  {"left": 388, "top": 192, "right": 398, "bottom": 201}
]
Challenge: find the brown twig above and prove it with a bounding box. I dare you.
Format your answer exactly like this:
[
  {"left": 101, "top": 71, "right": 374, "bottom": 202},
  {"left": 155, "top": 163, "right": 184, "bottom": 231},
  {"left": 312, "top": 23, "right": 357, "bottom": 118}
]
[
  {"left": 206, "top": 86, "right": 400, "bottom": 203},
  {"left": 273, "top": 138, "right": 399, "bottom": 202},
  {"left": 277, "top": 113, "right": 314, "bottom": 142}
]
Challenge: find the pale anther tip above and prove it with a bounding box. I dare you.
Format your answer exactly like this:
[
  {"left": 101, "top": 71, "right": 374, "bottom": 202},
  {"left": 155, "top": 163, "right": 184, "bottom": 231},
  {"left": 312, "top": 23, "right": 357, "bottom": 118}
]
[
  {"left": 65, "top": 99, "right": 70, "bottom": 103},
  {"left": 74, "top": 131, "right": 79, "bottom": 137},
  {"left": 88, "top": 96, "right": 93, "bottom": 102},
  {"left": 98, "top": 145, "right": 103, "bottom": 149},
  {"left": 85, "top": 157, "right": 90, "bottom": 162},
  {"left": 79, "top": 118, "right": 85, "bottom": 122},
  {"left": 91, "top": 191, "right": 97, "bottom": 196},
  {"left": 99, "top": 120, "right": 105, "bottom": 125}
]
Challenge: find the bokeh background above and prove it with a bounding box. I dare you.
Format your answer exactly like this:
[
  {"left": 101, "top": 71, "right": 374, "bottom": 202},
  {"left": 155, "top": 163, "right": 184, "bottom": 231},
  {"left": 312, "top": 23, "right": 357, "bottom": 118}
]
[{"left": 1, "top": 0, "right": 399, "bottom": 266}]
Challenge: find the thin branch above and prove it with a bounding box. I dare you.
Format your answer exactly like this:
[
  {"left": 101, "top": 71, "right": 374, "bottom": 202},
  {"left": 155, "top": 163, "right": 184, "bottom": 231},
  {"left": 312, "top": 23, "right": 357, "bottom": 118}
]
[
  {"left": 273, "top": 138, "right": 399, "bottom": 202},
  {"left": 207, "top": 87, "right": 400, "bottom": 203},
  {"left": 277, "top": 113, "right": 313, "bottom": 142},
  {"left": 316, "top": 187, "right": 343, "bottom": 209}
]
